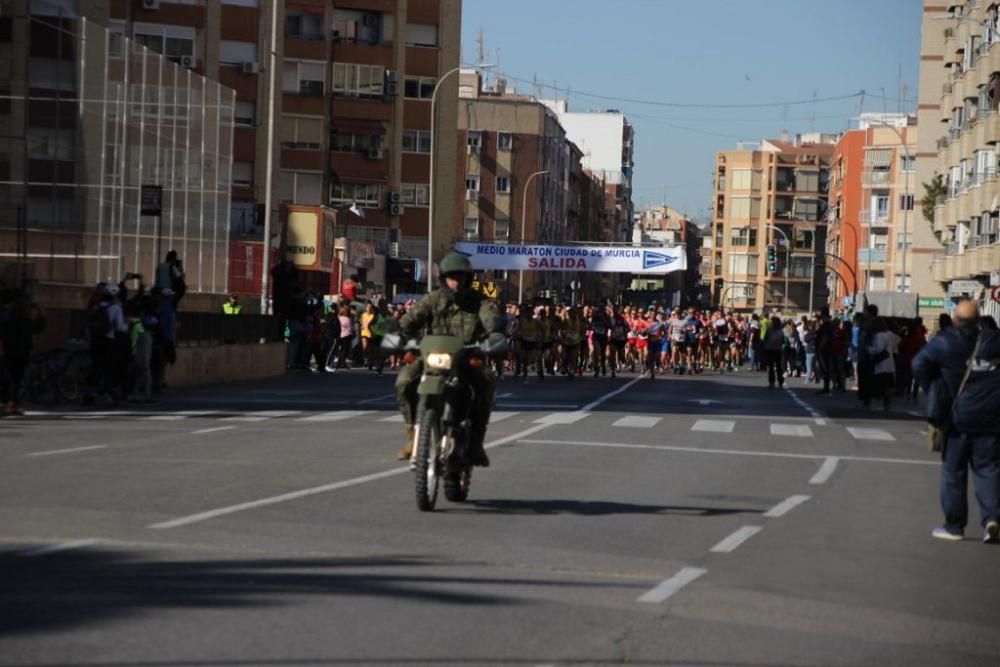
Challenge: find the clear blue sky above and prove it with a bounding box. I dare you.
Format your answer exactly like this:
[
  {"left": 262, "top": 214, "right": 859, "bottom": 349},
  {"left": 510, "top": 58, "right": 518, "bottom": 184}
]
[{"left": 461, "top": 0, "right": 923, "bottom": 223}]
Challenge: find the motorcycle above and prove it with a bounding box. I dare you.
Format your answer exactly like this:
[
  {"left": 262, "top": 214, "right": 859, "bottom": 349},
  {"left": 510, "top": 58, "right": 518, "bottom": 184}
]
[{"left": 383, "top": 332, "right": 508, "bottom": 511}]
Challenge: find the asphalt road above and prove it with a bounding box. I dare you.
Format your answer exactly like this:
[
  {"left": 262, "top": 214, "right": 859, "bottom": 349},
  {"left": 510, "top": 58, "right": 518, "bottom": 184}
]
[{"left": 1, "top": 366, "right": 998, "bottom": 666}]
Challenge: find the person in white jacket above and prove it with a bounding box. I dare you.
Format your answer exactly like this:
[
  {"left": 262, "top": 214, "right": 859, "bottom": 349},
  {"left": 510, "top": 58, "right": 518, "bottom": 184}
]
[{"left": 866, "top": 317, "right": 900, "bottom": 410}]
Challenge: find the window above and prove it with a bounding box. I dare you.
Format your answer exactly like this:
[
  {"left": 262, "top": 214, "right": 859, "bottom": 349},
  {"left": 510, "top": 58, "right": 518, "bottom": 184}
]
[
  {"left": 899, "top": 193, "right": 915, "bottom": 211},
  {"left": 232, "top": 161, "right": 254, "bottom": 187},
  {"left": 278, "top": 171, "right": 322, "bottom": 204},
  {"left": 234, "top": 101, "right": 255, "bottom": 127},
  {"left": 220, "top": 40, "right": 258, "bottom": 67},
  {"left": 495, "top": 218, "right": 510, "bottom": 241},
  {"left": 794, "top": 229, "right": 814, "bottom": 250},
  {"left": 899, "top": 155, "right": 916, "bottom": 172},
  {"left": 109, "top": 21, "right": 125, "bottom": 58},
  {"left": 727, "top": 253, "right": 759, "bottom": 276},
  {"left": 498, "top": 132, "right": 513, "bottom": 150},
  {"left": 284, "top": 60, "right": 325, "bottom": 96},
  {"left": 873, "top": 194, "right": 890, "bottom": 220},
  {"left": 329, "top": 182, "right": 381, "bottom": 207},
  {"left": 789, "top": 256, "right": 812, "bottom": 279},
  {"left": 894, "top": 275, "right": 912, "bottom": 291},
  {"left": 465, "top": 175, "right": 480, "bottom": 192},
  {"left": 975, "top": 149, "right": 997, "bottom": 181},
  {"left": 896, "top": 233, "right": 913, "bottom": 250},
  {"left": 496, "top": 176, "right": 510, "bottom": 194},
  {"left": 332, "top": 63, "right": 384, "bottom": 98},
  {"left": 332, "top": 132, "right": 378, "bottom": 152},
  {"left": 404, "top": 76, "right": 436, "bottom": 99},
  {"left": 467, "top": 131, "right": 483, "bottom": 149},
  {"left": 280, "top": 117, "right": 322, "bottom": 150},
  {"left": 792, "top": 198, "right": 822, "bottom": 221},
  {"left": 333, "top": 9, "right": 384, "bottom": 44},
  {"left": 870, "top": 234, "right": 889, "bottom": 250},
  {"left": 285, "top": 11, "right": 324, "bottom": 40},
  {"left": 730, "top": 227, "right": 757, "bottom": 247},
  {"left": 133, "top": 23, "right": 195, "bottom": 63},
  {"left": 795, "top": 170, "right": 819, "bottom": 192},
  {"left": 400, "top": 183, "right": 430, "bottom": 206},
  {"left": 463, "top": 218, "right": 479, "bottom": 240},
  {"left": 405, "top": 23, "right": 438, "bottom": 47},
  {"left": 729, "top": 196, "right": 751, "bottom": 218},
  {"left": 731, "top": 169, "right": 752, "bottom": 190},
  {"left": 401, "top": 130, "right": 431, "bottom": 153}
]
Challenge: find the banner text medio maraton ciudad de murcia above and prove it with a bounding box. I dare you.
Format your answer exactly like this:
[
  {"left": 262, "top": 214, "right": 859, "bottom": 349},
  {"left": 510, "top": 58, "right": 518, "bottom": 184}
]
[{"left": 454, "top": 242, "right": 687, "bottom": 274}]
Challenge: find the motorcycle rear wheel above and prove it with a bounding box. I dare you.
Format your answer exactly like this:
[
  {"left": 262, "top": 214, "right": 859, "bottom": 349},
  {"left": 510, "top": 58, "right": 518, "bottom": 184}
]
[{"left": 415, "top": 407, "right": 441, "bottom": 511}]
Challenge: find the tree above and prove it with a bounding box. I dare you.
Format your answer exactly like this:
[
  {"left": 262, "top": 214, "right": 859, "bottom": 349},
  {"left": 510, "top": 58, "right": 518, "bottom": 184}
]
[{"left": 922, "top": 175, "right": 947, "bottom": 225}]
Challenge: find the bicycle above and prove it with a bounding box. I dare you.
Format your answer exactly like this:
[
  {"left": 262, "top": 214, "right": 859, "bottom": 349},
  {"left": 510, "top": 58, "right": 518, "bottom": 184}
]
[{"left": 17, "top": 348, "right": 90, "bottom": 406}]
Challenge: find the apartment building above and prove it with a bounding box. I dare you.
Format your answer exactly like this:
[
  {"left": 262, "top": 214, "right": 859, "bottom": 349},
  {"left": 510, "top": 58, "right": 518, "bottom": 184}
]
[
  {"left": 629, "top": 205, "right": 701, "bottom": 308},
  {"left": 920, "top": 0, "right": 1000, "bottom": 320},
  {"left": 0, "top": 0, "right": 235, "bottom": 304},
  {"left": 710, "top": 135, "right": 834, "bottom": 313}
]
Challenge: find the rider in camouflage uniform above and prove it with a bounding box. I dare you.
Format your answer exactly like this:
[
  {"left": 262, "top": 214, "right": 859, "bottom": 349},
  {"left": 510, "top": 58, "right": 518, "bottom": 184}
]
[{"left": 394, "top": 252, "right": 502, "bottom": 466}]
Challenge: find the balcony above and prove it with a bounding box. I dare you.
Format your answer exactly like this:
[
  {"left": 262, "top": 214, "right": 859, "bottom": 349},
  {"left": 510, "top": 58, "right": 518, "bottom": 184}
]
[
  {"left": 862, "top": 170, "right": 892, "bottom": 187},
  {"left": 932, "top": 256, "right": 947, "bottom": 282},
  {"left": 858, "top": 247, "right": 888, "bottom": 264},
  {"left": 985, "top": 113, "right": 1000, "bottom": 145},
  {"left": 859, "top": 210, "right": 890, "bottom": 227}
]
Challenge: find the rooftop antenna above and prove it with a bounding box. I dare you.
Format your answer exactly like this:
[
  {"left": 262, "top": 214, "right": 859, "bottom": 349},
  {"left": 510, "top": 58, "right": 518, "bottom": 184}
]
[{"left": 476, "top": 27, "right": 487, "bottom": 86}]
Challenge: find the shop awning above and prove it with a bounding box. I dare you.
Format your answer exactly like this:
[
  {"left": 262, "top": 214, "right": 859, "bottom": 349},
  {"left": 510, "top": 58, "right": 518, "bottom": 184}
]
[{"left": 865, "top": 148, "right": 891, "bottom": 168}]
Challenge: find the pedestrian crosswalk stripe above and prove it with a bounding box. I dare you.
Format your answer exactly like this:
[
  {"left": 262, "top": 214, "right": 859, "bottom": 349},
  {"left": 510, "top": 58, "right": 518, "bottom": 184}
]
[
  {"left": 612, "top": 416, "right": 661, "bottom": 428},
  {"left": 691, "top": 419, "right": 735, "bottom": 433},
  {"left": 489, "top": 411, "right": 519, "bottom": 423},
  {"left": 533, "top": 411, "right": 589, "bottom": 425},
  {"left": 244, "top": 410, "right": 304, "bottom": 418},
  {"left": 846, "top": 427, "right": 895, "bottom": 442},
  {"left": 297, "top": 410, "right": 372, "bottom": 422},
  {"left": 770, "top": 424, "right": 814, "bottom": 437},
  {"left": 379, "top": 415, "right": 405, "bottom": 423}
]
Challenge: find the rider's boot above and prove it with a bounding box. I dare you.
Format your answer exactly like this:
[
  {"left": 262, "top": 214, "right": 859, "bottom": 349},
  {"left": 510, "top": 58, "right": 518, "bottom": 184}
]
[
  {"left": 396, "top": 425, "right": 415, "bottom": 461},
  {"left": 467, "top": 423, "right": 491, "bottom": 467}
]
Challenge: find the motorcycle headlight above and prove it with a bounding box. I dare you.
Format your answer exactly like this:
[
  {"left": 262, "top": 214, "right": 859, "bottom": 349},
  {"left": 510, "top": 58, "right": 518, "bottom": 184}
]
[{"left": 425, "top": 353, "right": 453, "bottom": 370}]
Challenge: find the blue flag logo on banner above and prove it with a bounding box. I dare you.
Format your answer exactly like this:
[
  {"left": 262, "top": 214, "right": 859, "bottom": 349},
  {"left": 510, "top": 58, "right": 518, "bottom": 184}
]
[{"left": 642, "top": 251, "right": 677, "bottom": 270}]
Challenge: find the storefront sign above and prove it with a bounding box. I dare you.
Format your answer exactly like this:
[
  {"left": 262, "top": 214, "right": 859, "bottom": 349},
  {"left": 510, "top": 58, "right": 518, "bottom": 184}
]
[
  {"left": 918, "top": 297, "right": 946, "bottom": 308},
  {"left": 947, "top": 279, "right": 985, "bottom": 296},
  {"left": 285, "top": 210, "right": 320, "bottom": 270},
  {"left": 454, "top": 242, "right": 687, "bottom": 274}
]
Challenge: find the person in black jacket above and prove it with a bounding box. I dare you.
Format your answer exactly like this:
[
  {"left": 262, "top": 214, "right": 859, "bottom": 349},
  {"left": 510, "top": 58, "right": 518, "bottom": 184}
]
[
  {"left": 0, "top": 288, "right": 46, "bottom": 416},
  {"left": 913, "top": 300, "right": 1000, "bottom": 544}
]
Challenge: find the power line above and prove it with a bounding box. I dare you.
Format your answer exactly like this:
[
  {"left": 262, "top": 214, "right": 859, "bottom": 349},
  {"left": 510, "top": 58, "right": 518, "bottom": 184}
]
[{"left": 498, "top": 70, "right": 866, "bottom": 109}]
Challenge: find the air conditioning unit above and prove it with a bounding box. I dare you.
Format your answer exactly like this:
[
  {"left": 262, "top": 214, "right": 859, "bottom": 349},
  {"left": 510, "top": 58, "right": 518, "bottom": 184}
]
[
  {"left": 466, "top": 189, "right": 479, "bottom": 201},
  {"left": 241, "top": 61, "right": 259, "bottom": 74},
  {"left": 366, "top": 147, "right": 383, "bottom": 160},
  {"left": 385, "top": 81, "right": 399, "bottom": 96},
  {"left": 388, "top": 191, "right": 403, "bottom": 204},
  {"left": 389, "top": 203, "right": 405, "bottom": 216},
  {"left": 180, "top": 55, "right": 195, "bottom": 69},
  {"left": 362, "top": 13, "right": 379, "bottom": 27},
  {"left": 389, "top": 242, "right": 400, "bottom": 258},
  {"left": 142, "top": 0, "right": 161, "bottom": 10}
]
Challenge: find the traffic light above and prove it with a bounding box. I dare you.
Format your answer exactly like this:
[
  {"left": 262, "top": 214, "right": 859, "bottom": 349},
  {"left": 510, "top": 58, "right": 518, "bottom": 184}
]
[{"left": 766, "top": 244, "right": 778, "bottom": 274}]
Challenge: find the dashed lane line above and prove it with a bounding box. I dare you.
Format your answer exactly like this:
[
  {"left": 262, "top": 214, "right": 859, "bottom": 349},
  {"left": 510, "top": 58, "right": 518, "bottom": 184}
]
[
  {"left": 297, "top": 410, "right": 373, "bottom": 422},
  {"left": 27, "top": 445, "right": 108, "bottom": 457},
  {"left": 709, "top": 526, "right": 763, "bottom": 554},
  {"left": 764, "top": 495, "right": 812, "bottom": 518},
  {"left": 19, "top": 539, "right": 98, "bottom": 557},
  {"left": 637, "top": 567, "right": 707, "bottom": 604},
  {"left": 810, "top": 457, "right": 840, "bottom": 485},
  {"left": 192, "top": 426, "right": 237, "bottom": 435}
]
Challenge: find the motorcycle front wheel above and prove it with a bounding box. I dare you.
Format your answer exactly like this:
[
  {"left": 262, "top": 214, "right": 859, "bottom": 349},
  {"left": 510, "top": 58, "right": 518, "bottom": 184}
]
[
  {"left": 415, "top": 406, "right": 441, "bottom": 511},
  {"left": 444, "top": 468, "right": 471, "bottom": 503}
]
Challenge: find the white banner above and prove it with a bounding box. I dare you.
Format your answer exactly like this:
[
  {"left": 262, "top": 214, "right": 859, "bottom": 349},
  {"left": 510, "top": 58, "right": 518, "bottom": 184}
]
[{"left": 454, "top": 242, "right": 687, "bottom": 273}]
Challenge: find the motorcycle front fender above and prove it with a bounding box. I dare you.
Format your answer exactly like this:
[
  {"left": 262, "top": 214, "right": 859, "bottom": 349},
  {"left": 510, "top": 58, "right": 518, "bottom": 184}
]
[{"left": 417, "top": 373, "right": 447, "bottom": 395}]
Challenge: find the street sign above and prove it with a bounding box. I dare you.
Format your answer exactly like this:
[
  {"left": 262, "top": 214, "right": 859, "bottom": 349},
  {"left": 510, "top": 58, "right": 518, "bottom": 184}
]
[
  {"left": 947, "top": 279, "right": 984, "bottom": 296},
  {"left": 991, "top": 271, "right": 1000, "bottom": 287},
  {"left": 992, "top": 286, "right": 1000, "bottom": 304},
  {"left": 140, "top": 184, "right": 162, "bottom": 216},
  {"left": 918, "top": 297, "right": 946, "bottom": 308}
]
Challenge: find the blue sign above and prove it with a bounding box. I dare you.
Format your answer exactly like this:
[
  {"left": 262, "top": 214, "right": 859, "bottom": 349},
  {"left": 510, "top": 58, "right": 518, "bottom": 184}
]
[{"left": 642, "top": 251, "right": 678, "bottom": 270}]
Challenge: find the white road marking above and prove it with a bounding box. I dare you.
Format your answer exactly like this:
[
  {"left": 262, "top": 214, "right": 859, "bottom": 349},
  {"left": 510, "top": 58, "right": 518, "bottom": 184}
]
[
  {"left": 814, "top": 418, "right": 828, "bottom": 426},
  {"left": 612, "top": 415, "right": 661, "bottom": 428},
  {"left": 497, "top": 392, "right": 514, "bottom": 398},
  {"left": 519, "top": 439, "right": 937, "bottom": 466},
  {"left": 691, "top": 419, "right": 735, "bottom": 433},
  {"left": 19, "top": 539, "right": 98, "bottom": 556},
  {"left": 148, "top": 422, "right": 552, "bottom": 529},
  {"left": 192, "top": 426, "right": 237, "bottom": 435},
  {"left": 499, "top": 403, "right": 578, "bottom": 409},
  {"left": 847, "top": 427, "right": 896, "bottom": 442},
  {"left": 357, "top": 393, "right": 396, "bottom": 405},
  {"left": 907, "top": 410, "right": 923, "bottom": 418},
  {"left": 489, "top": 411, "right": 519, "bottom": 423},
  {"left": 810, "top": 457, "right": 840, "bottom": 485},
  {"left": 142, "top": 415, "right": 188, "bottom": 421},
  {"left": 637, "top": 566, "right": 707, "bottom": 604},
  {"left": 770, "top": 423, "right": 814, "bottom": 437},
  {"left": 710, "top": 526, "right": 763, "bottom": 553},
  {"left": 764, "top": 495, "right": 812, "bottom": 518},
  {"left": 581, "top": 376, "right": 643, "bottom": 412},
  {"left": 220, "top": 416, "right": 270, "bottom": 422},
  {"left": 297, "top": 410, "right": 372, "bottom": 422},
  {"left": 62, "top": 415, "right": 108, "bottom": 420},
  {"left": 244, "top": 410, "right": 303, "bottom": 418},
  {"left": 27, "top": 445, "right": 107, "bottom": 457},
  {"left": 533, "top": 411, "right": 589, "bottom": 425},
  {"left": 783, "top": 387, "right": 824, "bottom": 420},
  {"left": 378, "top": 414, "right": 405, "bottom": 423}
]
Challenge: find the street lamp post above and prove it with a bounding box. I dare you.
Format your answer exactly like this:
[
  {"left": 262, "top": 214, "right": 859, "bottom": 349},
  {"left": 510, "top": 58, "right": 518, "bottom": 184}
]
[
  {"left": 519, "top": 170, "right": 548, "bottom": 303},
  {"left": 426, "top": 64, "right": 493, "bottom": 292},
  {"left": 763, "top": 224, "right": 791, "bottom": 312}
]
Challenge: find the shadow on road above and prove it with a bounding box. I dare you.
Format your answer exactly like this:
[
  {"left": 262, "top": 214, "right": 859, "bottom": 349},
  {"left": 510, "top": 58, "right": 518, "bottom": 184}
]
[
  {"left": 0, "top": 547, "right": 639, "bottom": 639},
  {"left": 462, "top": 498, "right": 762, "bottom": 517}
]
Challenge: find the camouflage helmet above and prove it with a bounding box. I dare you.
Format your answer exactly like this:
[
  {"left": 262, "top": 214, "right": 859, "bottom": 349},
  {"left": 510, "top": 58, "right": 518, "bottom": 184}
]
[{"left": 439, "top": 252, "right": 474, "bottom": 276}]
